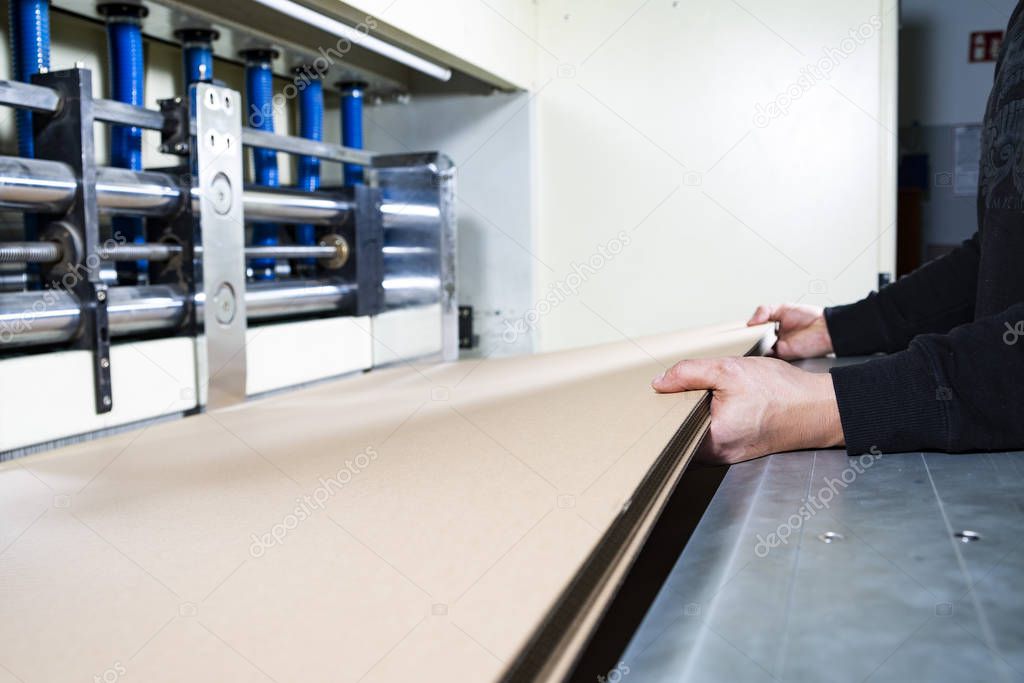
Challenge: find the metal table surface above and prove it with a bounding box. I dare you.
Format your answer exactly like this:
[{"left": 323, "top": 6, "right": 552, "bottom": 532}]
[{"left": 619, "top": 358, "right": 1024, "bottom": 682}]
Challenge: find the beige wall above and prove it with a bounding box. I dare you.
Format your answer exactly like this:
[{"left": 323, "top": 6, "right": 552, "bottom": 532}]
[
  {"left": 346, "top": 0, "right": 898, "bottom": 353},
  {"left": 530, "top": 0, "right": 898, "bottom": 351}
]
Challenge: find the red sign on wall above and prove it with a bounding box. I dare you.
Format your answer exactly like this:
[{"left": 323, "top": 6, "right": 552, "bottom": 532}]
[{"left": 970, "top": 31, "right": 1004, "bottom": 63}]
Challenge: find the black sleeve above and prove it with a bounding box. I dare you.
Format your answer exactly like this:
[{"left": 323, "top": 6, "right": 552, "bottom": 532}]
[
  {"left": 829, "top": 301, "right": 1024, "bottom": 454},
  {"left": 824, "top": 233, "right": 981, "bottom": 355}
]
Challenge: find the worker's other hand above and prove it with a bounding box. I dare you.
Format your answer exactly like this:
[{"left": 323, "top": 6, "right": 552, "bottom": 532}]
[
  {"left": 652, "top": 357, "right": 844, "bottom": 464},
  {"left": 747, "top": 303, "right": 833, "bottom": 360}
]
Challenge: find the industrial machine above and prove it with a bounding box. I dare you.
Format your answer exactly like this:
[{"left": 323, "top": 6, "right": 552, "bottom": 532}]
[{"left": 0, "top": 0, "right": 458, "bottom": 456}]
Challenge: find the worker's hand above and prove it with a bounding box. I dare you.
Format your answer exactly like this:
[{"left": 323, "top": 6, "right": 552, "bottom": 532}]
[
  {"left": 652, "top": 357, "right": 844, "bottom": 464},
  {"left": 747, "top": 303, "right": 833, "bottom": 360}
]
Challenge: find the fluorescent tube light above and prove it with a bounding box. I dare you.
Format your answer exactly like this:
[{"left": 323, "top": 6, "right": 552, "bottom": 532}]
[{"left": 248, "top": 0, "right": 453, "bottom": 81}]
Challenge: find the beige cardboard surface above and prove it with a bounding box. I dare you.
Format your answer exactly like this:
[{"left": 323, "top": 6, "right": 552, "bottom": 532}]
[{"left": 0, "top": 323, "right": 769, "bottom": 683}]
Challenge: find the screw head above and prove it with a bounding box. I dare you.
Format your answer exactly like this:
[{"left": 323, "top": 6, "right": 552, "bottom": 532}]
[
  {"left": 209, "top": 173, "right": 233, "bottom": 215},
  {"left": 96, "top": 290, "right": 107, "bottom": 302},
  {"left": 212, "top": 282, "right": 237, "bottom": 325},
  {"left": 100, "top": 357, "right": 110, "bottom": 369},
  {"left": 818, "top": 531, "right": 844, "bottom": 544}
]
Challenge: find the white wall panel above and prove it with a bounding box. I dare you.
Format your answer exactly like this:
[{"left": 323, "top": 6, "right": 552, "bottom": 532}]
[
  {"left": 530, "top": 0, "right": 898, "bottom": 351},
  {"left": 0, "top": 338, "right": 196, "bottom": 453}
]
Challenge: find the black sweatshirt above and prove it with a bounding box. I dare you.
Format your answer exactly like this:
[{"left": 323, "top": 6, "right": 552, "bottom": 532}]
[{"left": 824, "top": 3, "right": 1024, "bottom": 455}]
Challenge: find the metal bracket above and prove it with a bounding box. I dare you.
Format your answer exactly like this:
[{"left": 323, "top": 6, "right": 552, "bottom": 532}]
[
  {"left": 31, "top": 67, "right": 112, "bottom": 413},
  {"left": 192, "top": 82, "right": 247, "bottom": 410},
  {"left": 458, "top": 306, "right": 477, "bottom": 350},
  {"left": 158, "top": 96, "right": 190, "bottom": 157},
  {"left": 345, "top": 184, "right": 384, "bottom": 317},
  {"left": 150, "top": 98, "right": 199, "bottom": 348}
]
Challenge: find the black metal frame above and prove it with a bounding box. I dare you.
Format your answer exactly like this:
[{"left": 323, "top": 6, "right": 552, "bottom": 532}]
[
  {"left": 31, "top": 67, "right": 112, "bottom": 414},
  {"left": 340, "top": 184, "right": 385, "bottom": 317}
]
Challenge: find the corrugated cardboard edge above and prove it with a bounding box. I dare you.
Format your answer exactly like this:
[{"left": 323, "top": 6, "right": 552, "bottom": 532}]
[{"left": 499, "top": 333, "right": 772, "bottom": 682}]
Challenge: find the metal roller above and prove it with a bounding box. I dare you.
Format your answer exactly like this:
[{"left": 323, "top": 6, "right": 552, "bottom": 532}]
[
  {"left": 0, "top": 156, "right": 76, "bottom": 212},
  {"left": 0, "top": 241, "right": 348, "bottom": 265},
  {"left": 0, "top": 155, "right": 353, "bottom": 224},
  {"left": 0, "top": 279, "right": 358, "bottom": 348},
  {"left": 238, "top": 188, "right": 352, "bottom": 225},
  {"left": 98, "top": 167, "right": 183, "bottom": 217}
]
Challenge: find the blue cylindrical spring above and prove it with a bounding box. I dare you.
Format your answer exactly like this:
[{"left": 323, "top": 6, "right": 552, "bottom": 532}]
[
  {"left": 10, "top": 0, "right": 50, "bottom": 159},
  {"left": 244, "top": 51, "right": 279, "bottom": 279},
  {"left": 340, "top": 82, "right": 365, "bottom": 186},
  {"left": 175, "top": 29, "right": 217, "bottom": 178},
  {"left": 9, "top": 0, "right": 50, "bottom": 268},
  {"left": 183, "top": 42, "right": 213, "bottom": 86},
  {"left": 102, "top": 6, "right": 148, "bottom": 279},
  {"left": 107, "top": 19, "right": 144, "bottom": 170},
  {"left": 295, "top": 73, "right": 323, "bottom": 264}
]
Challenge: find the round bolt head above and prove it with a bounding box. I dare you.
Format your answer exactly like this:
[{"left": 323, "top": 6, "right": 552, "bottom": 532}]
[
  {"left": 209, "top": 173, "right": 233, "bottom": 215},
  {"left": 318, "top": 233, "right": 350, "bottom": 269},
  {"left": 100, "top": 357, "right": 110, "bottom": 369},
  {"left": 212, "top": 282, "right": 237, "bottom": 325},
  {"left": 955, "top": 530, "right": 981, "bottom": 543}
]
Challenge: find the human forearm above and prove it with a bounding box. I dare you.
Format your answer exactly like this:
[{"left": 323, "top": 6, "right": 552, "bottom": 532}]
[
  {"left": 831, "top": 301, "right": 1024, "bottom": 453},
  {"left": 826, "top": 234, "right": 981, "bottom": 356}
]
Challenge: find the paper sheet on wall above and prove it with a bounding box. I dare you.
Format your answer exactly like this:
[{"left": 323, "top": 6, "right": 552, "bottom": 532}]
[{"left": 954, "top": 124, "right": 982, "bottom": 197}]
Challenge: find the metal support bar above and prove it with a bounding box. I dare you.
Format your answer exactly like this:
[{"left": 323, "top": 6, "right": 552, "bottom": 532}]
[
  {"left": 193, "top": 81, "right": 247, "bottom": 409},
  {"left": 93, "top": 97, "right": 166, "bottom": 131},
  {"left": 0, "top": 78, "right": 59, "bottom": 113},
  {"left": 31, "top": 67, "right": 111, "bottom": 413},
  {"left": 241, "top": 127, "right": 374, "bottom": 166},
  {"left": 0, "top": 78, "right": 377, "bottom": 166}
]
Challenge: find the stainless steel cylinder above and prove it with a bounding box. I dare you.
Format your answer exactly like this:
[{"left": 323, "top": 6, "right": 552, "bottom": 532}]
[
  {"left": 97, "top": 167, "right": 184, "bottom": 217},
  {"left": 0, "top": 279, "right": 358, "bottom": 348},
  {"left": 0, "top": 242, "right": 348, "bottom": 265},
  {"left": 239, "top": 189, "right": 354, "bottom": 225},
  {"left": 0, "top": 156, "right": 77, "bottom": 212},
  {"left": 0, "top": 155, "right": 353, "bottom": 224}
]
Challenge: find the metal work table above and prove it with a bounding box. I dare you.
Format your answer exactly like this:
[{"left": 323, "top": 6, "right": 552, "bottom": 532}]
[{"left": 620, "top": 358, "right": 1024, "bottom": 682}]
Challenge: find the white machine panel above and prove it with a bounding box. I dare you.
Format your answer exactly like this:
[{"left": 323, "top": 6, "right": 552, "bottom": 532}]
[{"left": 0, "top": 337, "right": 198, "bottom": 454}]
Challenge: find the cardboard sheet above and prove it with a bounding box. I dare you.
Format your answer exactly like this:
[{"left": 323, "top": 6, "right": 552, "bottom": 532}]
[{"left": 0, "top": 323, "right": 769, "bottom": 682}]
